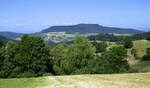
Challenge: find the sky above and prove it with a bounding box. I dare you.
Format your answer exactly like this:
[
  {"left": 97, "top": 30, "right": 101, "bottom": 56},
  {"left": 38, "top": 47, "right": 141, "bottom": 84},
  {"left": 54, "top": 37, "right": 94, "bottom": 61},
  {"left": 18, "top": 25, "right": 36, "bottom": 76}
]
[{"left": 0, "top": 0, "right": 150, "bottom": 33}]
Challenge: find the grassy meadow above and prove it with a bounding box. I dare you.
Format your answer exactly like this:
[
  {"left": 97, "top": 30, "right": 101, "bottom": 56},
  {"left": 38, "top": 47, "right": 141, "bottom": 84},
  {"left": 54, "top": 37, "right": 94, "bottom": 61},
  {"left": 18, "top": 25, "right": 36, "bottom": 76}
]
[
  {"left": 126, "top": 40, "right": 150, "bottom": 72},
  {"left": 128, "top": 40, "right": 150, "bottom": 58},
  {"left": 0, "top": 73, "right": 150, "bottom": 88}
]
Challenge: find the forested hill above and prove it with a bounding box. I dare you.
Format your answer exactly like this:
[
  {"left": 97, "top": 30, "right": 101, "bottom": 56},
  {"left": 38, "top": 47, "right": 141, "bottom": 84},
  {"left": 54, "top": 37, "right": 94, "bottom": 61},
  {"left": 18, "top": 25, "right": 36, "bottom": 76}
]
[
  {"left": 41, "top": 24, "right": 143, "bottom": 34},
  {"left": 0, "top": 32, "right": 24, "bottom": 39},
  {"left": 0, "top": 35, "right": 11, "bottom": 43}
]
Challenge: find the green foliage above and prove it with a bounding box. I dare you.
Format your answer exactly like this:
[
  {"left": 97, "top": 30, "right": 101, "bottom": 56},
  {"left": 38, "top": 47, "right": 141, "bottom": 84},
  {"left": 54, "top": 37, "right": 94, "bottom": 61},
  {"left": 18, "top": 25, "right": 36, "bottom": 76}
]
[
  {"left": 142, "top": 48, "right": 150, "bottom": 61},
  {"left": 123, "top": 40, "right": 133, "bottom": 48},
  {"left": 130, "top": 31, "right": 150, "bottom": 41},
  {"left": 0, "top": 40, "right": 4, "bottom": 72},
  {"left": 17, "top": 71, "right": 37, "bottom": 78},
  {"left": 98, "top": 46, "right": 129, "bottom": 73},
  {"left": 52, "top": 35, "right": 129, "bottom": 75},
  {"left": 52, "top": 35, "right": 96, "bottom": 75},
  {"left": 0, "top": 41, "right": 17, "bottom": 78},
  {"left": 0, "top": 35, "right": 53, "bottom": 78},
  {"left": 51, "top": 43, "right": 68, "bottom": 75},
  {"left": 62, "top": 36, "right": 96, "bottom": 74},
  {"left": 0, "top": 40, "right": 4, "bottom": 48},
  {"left": 146, "top": 48, "right": 150, "bottom": 54},
  {"left": 131, "top": 48, "right": 138, "bottom": 58},
  {"left": 0, "top": 34, "right": 131, "bottom": 78},
  {"left": 88, "top": 34, "right": 129, "bottom": 42},
  {"left": 91, "top": 42, "right": 108, "bottom": 53}
]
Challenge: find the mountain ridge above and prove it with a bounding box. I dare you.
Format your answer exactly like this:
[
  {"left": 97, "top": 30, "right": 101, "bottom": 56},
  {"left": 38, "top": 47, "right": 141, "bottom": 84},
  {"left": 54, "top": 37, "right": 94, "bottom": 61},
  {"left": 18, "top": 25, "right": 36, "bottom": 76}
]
[
  {"left": 0, "top": 35, "right": 11, "bottom": 43},
  {"left": 0, "top": 32, "right": 24, "bottom": 39},
  {"left": 0, "top": 24, "right": 144, "bottom": 39},
  {"left": 41, "top": 24, "right": 143, "bottom": 34}
]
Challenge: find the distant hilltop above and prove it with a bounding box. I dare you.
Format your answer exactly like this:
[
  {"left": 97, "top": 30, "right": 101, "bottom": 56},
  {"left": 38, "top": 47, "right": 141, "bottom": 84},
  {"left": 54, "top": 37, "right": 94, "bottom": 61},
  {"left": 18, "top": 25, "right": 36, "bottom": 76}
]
[
  {"left": 0, "top": 24, "right": 144, "bottom": 39},
  {"left": 41, "top": 24, "right": 143, "bottom": 34}
]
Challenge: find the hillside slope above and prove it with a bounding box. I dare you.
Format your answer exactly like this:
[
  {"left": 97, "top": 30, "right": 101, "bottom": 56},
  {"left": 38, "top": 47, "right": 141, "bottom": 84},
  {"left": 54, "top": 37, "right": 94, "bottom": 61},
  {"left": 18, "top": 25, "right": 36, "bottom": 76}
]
[
  {"left": 41, "top": 24, "right": 143, "bottom": 34},
  {"left": 0, "top": 35, "right": 11, "bottom": 43},
  {"left": 0, "top": 32, "right": 24, "bottom": 39},
  {"left": 126, "top": 40, "right": 150, "bottom": 72},
  {"left": 127, "top": 40, "right": 150, "bottom": 58},
  {"left": 0, "top": 73, "right": 150, "bottom": 88}
]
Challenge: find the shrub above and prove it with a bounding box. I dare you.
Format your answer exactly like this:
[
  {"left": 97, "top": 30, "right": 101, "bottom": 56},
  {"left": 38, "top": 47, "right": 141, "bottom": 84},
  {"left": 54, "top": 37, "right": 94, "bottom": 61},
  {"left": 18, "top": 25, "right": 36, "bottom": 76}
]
[
  {"left": 17, "top": 71, "right": 37, "bottom": 78},
  {"left": 98, "top": 46, "right": 130, "bottom": 73},
  {"left": 142, "top": 48, "right": 150, "bottom": 61},
  {"left": 123, "top": 40, "right": 133, "bottom": 48},
  {"left": 91, "top": 42, "right": 108, "bottom": 53}
]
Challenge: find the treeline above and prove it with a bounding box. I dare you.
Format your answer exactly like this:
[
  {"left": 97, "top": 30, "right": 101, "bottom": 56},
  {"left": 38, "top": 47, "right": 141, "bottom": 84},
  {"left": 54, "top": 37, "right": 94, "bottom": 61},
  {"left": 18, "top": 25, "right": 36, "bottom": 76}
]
[
  {"left": 0, "top": 35, "right": 130, "bottom": 78},
  {"left": 130, "top": 31, "right": 150, "bottom": 41},
  {"left": 88, "top": 34, "right": 129, "bottom": 42},
  {"left": 88, "top": 32, "right": 150, "bottom": 42}
]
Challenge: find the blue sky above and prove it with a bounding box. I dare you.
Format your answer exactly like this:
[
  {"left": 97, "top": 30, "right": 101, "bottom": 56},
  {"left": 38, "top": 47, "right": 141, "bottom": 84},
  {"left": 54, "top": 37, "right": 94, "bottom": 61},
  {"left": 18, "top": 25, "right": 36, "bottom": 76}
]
[{"left": 0, "top": 0, "right": 150, "bottom": 33}]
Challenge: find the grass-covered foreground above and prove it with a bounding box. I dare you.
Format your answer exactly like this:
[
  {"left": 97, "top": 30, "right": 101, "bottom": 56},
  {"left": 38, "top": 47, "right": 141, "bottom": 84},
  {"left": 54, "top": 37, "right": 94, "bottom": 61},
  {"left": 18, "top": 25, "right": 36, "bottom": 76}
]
[{"left": 0, "top": 73, "right": 150, "bottom": 88}]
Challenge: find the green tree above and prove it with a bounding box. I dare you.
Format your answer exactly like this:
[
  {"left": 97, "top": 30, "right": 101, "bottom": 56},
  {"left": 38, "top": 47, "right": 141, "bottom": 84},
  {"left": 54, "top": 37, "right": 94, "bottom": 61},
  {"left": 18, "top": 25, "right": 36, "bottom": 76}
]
[
  {"left": 0, "top": 40, "right": 4, "bottom": 48},
  {"left": 91, "top": 42, "right": 108, "bottom": 53},
  {"left": 123, "top": 40, "right": 133, "bottom": 48},
  {"left": 142, "top": 48, "right": 150, "bottom": 61},
  {"left": 0, "top": 35, "right": 53, "bottom": 78},
  {"left": 0, "top": 41, "right": 17, "bottom": 78},
  {"left": 53, "top": 35, "right": 96, "bottom": 75},
  {"left": 99, "top": 46, "right": 129, "bottom": 73},
  {"left": 146, "top": 48, "right": 150, "bottom": 54},
  {"left": 14, "top": 35, "right": 52, "bottom": 77},
  {"left": 0, "top": 40, "right": 4, "bottom": 69},
  {"left": 51, "top": 43, "right": 68, "bottom": 75}
]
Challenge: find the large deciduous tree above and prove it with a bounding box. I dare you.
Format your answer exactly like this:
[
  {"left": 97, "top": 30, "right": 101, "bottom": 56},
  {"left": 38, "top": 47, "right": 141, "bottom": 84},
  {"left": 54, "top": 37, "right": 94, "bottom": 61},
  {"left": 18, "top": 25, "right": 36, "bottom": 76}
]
[
  {"left": 52, "top": 35, "right": 96, "bottom": 75},
  {"left": 14, "top": 35, "right": 52, "bottom": 77},
  {"left": 123, "top": 40, "right": 133, "bottom": 48},
  {"left": 0, "top": 35, "right": 53, "bottom": 78}
]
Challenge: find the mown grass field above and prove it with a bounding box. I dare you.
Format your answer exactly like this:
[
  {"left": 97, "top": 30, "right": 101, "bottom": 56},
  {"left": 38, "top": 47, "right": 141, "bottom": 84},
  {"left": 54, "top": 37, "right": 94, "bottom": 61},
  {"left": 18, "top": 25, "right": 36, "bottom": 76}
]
[{"left": 0, "top": 73, "right": 150, "bottom": 88}]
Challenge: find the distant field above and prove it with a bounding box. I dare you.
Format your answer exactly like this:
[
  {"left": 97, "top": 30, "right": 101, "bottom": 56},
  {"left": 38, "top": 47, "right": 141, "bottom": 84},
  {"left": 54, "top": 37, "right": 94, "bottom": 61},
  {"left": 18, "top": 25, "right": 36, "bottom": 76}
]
[
  {"left": 127, "top": 40, "right": 150, "bottom": 58},
  {"left": 0, "top": 73, "right": 150, "bottom": 88},
  {"left": 133, "top": 40, "right": 150, "bottom": 57},
  {"left": 126, "top": 40, "right": 150, "bottom": 72}
]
